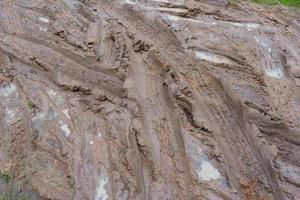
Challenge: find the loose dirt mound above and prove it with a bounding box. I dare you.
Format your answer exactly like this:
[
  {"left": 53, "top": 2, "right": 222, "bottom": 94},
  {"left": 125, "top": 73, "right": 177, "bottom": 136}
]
[{"left": 0, "top": 0, "right": 299, "bottom": 199}]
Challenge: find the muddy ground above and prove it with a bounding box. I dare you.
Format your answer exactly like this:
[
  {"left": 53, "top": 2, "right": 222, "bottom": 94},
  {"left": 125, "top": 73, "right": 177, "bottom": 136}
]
[{"left": 0, "top": 0, "right": 299, "bottom": 199}]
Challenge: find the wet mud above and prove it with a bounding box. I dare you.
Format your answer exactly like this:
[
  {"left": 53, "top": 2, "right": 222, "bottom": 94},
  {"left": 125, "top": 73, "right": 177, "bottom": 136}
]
[{"left": 0, "top": 0, "right": 300, "bottom": 199}]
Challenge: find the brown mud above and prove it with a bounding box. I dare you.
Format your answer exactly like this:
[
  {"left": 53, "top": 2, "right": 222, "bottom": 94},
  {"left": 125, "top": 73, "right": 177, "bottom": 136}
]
[{"left": 0, "top": 0, "right": 299, "bottom": 199}]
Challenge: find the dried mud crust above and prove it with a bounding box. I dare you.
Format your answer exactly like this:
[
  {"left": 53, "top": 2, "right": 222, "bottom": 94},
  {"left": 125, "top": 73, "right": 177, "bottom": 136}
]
[{"left": 0, "top": 0, "right": 299, "bottom": 199}]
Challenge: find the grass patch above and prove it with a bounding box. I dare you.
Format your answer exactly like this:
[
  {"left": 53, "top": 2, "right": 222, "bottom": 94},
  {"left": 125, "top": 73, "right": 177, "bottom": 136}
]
[
  {"left": 0, "top": 172, "right": 12, "bottom": 183},
  {"left": 0, "top": 197, "right": 30, "bottom": 200},
  {"left": 252, "top": 0, "right": 300, "bottom": 7},
  {"left": 229, "top": 0, "right": 241, "bottom": 7},
  {"left": 27, "top": 101, "right": 38, "bottom": 110},
  {"left": 0, "top": 171, "right": 31, "bottom": 200}
]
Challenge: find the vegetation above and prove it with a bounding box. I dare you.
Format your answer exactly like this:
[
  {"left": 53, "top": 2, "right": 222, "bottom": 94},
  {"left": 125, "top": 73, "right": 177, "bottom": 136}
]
[
  {"left": 230, "top": 0, "right": 300, "bottom": 7},
  {"left": 0, "top": 197, "right": 30, "bottom": 200},
  {"left": 27, "top": 101, "right": 38, "bottom": 110},
  {"left": 252, "top": 0, "right": 300, "bottom": 7},
  {"left": 0, "top": 172, "right": 12, "bottom": 183},
  {"left": 0, "top": 171, "right": 30, "bottom": 200},
  {"left": 229, "top": 0, "right": 240, "bottom": 7}
]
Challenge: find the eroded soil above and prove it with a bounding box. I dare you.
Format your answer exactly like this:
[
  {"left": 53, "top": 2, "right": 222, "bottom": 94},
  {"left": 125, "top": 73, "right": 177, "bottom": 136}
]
[{"left": 0, "top": 0, "right": 300, "bottom": 199}]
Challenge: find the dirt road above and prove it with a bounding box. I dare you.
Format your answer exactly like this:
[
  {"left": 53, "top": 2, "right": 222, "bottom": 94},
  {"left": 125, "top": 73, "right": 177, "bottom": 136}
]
[{"left": 0, "top": 0, "right": 299, "bottom": 199}]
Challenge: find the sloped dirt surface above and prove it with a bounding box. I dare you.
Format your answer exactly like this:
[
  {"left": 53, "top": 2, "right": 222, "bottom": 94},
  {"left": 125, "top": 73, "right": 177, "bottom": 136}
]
[{"left": 0, "top": 0, "right": 300, "bottom": 199}]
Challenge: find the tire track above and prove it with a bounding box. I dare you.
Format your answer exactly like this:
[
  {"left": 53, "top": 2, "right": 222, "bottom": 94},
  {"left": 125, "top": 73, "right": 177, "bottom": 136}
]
[{"left": 99, "top": 1, "right": 286, "bottom": 198}]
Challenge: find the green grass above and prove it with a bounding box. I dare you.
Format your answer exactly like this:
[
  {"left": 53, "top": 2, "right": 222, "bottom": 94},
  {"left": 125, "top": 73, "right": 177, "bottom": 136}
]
[
  {"left": 0, "top": 171, "right": 12, "bottom": 183},
  {"left": 0, "top": 197, "right": 30, "bottom": 200},
  {"left": 252, "top": 0, "right": 300, "bottom": 7},
  {"left": 229, "top": 0, "right": 240, "bottom": 7},
  {"left": 27, "top": 101, "right": 38, "bottom": 110},
  {"left": 0, "top": 171, "right": 31, "bottom": 200}
]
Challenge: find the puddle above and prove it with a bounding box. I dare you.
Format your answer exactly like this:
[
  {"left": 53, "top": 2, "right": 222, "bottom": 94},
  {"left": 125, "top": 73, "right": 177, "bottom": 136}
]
[
  {"left": 5, "top": 108, "right": 16, "bottom": 119},
  {"left": 195, "top": 51, "right": 233, "bottom": 65},
  {"left": 166, "top": 15, "right": 217, "bottom": 25},
  {"left": 255, "top": 36, "right": 272, "bottom": 53},
  {"left": 229, "top": 22, "right": 259, "bottom": 31},
  {"left": 0, "top": 84, "right": 17, "bottom": 98},
  {"left": 122, "top": 0, "right": 135, "bottom": 4},
  {"left": 122, "top": 0, "right": 136, "bottom": 4},
  {"left": 254, "top": 36, "right": 284, "bottom": 79},
  {"left": 197, "top": 160, "right": 220, "bottom": 181},
  {"left": 95, "top": 174, "right": 109, "bottom": 200},
  {"left": 153, "top": 0, "right": 169, "bottom": 2},
  {"left": 156, "top": 7, "right": 187, "bottom": 14},
  {"left": 38, "top": 17, "right": 49, "bottom": 23},
  {"left": 152, "top": 0, "right": 185, "bottom": 5},
  {"left": 38, "top": 17, "right": 49, "bottom": 32},
  {"left": 265, "top": 67, "right": 283, "bottom": 79},
  {"left": 32, "top": 109, "right": 71, "bottom": 137},
  {"left": 47, "top": 89, "right": 57, "bottom": 97},
  {"left": 4, "top": 107, "right": 18, "bottom": 124},
  {"left": 64, "top": 0, "right": 81, "bottom": 10},
  {"left": 32, "top": 109, "right": 57, "bottom": 135},
  {"left": 166, "top": 15, "right": 180, "bottom": 21},
  {"left": 185, "top": 136, "right": 221, "bottom": 182},
  {"left": 47, "top": 89, "right": 64, "bottom": 106},
  {"left": 39, "top": 27, "right": 48, "bottom": 32},
  {"left": 122, "top": 0, "right": 186, "bottom": 15},
  {"left": 97, "top": 132, "right": 103, "bottom": 140},
  {"left": 0, "top": 83, "right": 21, "bottom": 125},
  {"left": 59, "top": 120, "right": 71, "bottom": 138},
  {"left": 62, "top": 109, "right": 71, "bottom": 120}
]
